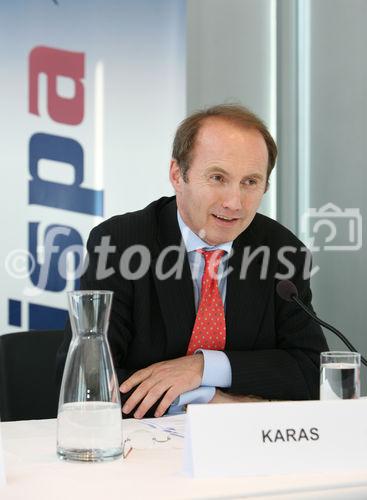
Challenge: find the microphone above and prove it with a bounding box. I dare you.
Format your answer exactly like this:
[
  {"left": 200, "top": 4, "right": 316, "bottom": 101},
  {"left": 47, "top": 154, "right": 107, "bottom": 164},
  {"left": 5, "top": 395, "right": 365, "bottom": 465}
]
[{"left": 276, "top": 280, "right": 367, "bottom": 367}]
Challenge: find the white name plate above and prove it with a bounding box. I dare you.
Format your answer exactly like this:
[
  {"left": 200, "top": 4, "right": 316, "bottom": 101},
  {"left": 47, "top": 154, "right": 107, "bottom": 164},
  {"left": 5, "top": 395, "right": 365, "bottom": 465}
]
[
  {"left": 0, "top": 425, "right": 6, "bottom": 487},
  {"left": 184, "top": 399, "right": 367, "bottom": 477}
]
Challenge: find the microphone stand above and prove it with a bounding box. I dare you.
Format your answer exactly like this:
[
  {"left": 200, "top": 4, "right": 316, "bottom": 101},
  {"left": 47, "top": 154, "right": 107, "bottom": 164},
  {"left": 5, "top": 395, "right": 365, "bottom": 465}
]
[{"left": 291, "top": 294, "right": 367, "bottom": 367}]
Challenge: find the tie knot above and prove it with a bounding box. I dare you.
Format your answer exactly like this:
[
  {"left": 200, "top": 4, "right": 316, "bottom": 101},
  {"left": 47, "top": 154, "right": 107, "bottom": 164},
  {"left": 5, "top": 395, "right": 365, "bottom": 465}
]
[
  {"left": 197, "top": 249, "right": 225, "bottom": 259},
  {"left": 197, "top": 249, "right": 225, "bottom": 274}
]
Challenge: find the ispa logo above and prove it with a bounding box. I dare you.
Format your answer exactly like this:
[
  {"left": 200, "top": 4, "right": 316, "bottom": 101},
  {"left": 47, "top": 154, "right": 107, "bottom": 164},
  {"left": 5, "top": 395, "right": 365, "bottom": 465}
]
[{"left": 8, "top": 45, "right": 103, "bottom": 330}]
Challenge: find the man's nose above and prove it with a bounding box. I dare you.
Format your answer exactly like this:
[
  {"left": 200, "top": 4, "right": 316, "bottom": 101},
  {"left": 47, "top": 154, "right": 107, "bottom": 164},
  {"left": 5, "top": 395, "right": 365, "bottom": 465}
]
[{"left": 222, "top": 185, "right": 243, "bottom": 211}]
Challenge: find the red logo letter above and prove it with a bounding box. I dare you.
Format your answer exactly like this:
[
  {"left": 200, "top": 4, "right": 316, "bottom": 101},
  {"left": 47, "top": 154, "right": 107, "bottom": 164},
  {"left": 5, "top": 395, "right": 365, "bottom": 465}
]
[{"left": 29, "top": 46, "right": 84, "bottom": 125}]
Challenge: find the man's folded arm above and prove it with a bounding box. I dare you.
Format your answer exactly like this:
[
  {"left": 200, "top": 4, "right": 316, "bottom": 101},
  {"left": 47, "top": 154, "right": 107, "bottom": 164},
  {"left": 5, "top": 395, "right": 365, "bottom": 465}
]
[
  {"left": 166, "top": 351, "right": 231, "bottom": 414},
  {"left": 168, "top": 386, "right": 216, "bottom": 414},
  {"left": 197, "top": 349, "right": 232, "bottom": 387},
  {"left": 225, "top": 347, "right": 320, "bottom": 400}
]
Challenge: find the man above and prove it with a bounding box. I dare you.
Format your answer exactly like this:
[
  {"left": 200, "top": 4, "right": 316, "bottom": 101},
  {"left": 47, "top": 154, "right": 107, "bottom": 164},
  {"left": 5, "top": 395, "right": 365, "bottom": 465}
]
[{"left": 57, "top": 104, "right": 328, "bottom": 418}]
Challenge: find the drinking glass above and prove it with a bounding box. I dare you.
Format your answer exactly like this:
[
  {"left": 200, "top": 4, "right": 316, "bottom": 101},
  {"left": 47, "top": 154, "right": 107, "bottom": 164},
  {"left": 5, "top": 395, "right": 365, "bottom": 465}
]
[
  {"left": 57, "top": 290, "right": 123, "bottom": 462},
  {"left": 320, "top": 351, "right": 361, "bottom": 400}
]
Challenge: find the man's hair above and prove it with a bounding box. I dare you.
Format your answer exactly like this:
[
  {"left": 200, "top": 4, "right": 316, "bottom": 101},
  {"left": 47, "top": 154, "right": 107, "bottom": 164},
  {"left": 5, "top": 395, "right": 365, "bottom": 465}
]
[{"left": 172, "top": 104, "right": 277, "bottom": 182}]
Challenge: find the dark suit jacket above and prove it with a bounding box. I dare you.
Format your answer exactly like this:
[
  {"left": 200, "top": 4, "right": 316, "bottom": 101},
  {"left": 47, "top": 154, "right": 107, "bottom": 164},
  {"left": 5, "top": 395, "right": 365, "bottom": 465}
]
[{"left": 57, "top": 196, "right": 328, "bottom": 404}]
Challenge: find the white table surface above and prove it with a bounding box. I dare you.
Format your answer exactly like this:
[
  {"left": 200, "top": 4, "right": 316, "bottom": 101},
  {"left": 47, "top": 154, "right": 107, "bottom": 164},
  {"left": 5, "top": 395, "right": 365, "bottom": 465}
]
[{"left": 2, "top": 417, "right": 367, "bottom": 500}]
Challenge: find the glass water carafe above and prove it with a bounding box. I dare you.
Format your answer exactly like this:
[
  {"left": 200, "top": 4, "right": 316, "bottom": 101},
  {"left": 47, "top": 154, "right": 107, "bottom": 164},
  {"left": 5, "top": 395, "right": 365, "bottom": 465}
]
[{"left": 57, "top": 290, "right": 123, "bottom": 462}]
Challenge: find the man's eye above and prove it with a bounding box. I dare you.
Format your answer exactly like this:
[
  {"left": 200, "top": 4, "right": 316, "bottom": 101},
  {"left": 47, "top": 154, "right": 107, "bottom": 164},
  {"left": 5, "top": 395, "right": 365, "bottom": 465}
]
[
  {"left": 243, "top": 178, "right": 257, "bottom": 186},
  {"left": 211, "top": 175, "right": 224, "bottom": 182}
]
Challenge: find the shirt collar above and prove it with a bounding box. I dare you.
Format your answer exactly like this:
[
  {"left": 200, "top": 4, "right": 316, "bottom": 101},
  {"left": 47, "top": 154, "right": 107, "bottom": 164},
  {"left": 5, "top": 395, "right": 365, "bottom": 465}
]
[{"left": 177, "top": 210, "right": 233, "bottom": 254}]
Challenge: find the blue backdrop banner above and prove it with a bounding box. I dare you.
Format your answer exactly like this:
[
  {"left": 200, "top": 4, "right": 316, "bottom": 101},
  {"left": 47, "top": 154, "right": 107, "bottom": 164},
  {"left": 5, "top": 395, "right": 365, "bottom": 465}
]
[{"left": 0, "top": 0, "right": 186, "bottom": 333}]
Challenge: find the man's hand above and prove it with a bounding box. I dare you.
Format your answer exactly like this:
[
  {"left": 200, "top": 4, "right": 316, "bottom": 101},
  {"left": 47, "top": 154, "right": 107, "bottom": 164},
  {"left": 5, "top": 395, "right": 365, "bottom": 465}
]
[
  {"left": 120, "top": 354, "right": 204, "bottom": 418},
  {"left": 209, "top": 389, "right": 269, "bottom": 404}
]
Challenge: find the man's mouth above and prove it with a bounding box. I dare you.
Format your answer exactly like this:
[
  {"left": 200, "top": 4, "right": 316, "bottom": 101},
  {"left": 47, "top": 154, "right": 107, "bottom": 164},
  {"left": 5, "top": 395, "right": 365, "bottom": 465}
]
[{"left": 212, "top": 214, "right": 239, "bottom": 224}]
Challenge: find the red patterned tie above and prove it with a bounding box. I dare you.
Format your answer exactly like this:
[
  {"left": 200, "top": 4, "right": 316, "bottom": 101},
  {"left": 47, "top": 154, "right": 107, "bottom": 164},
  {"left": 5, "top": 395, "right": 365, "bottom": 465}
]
[{"left": 186, "top": 249, "right": 226, "bottom": 355}]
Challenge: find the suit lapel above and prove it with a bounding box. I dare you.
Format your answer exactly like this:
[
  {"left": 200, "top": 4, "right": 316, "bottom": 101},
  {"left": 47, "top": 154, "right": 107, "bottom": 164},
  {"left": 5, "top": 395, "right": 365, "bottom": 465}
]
[
  {"left": 225, "top": 217, "right": 270, "bottom": 350},
  {"left": 152, "top": 200, "right": 196, "bottom": 357}
]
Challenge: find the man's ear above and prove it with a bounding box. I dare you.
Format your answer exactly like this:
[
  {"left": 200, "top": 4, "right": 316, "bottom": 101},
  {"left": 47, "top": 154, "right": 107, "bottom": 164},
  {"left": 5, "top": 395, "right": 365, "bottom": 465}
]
[
  {"left": 264, "top": 180, "right": 270, "bottom": 193},
  {"left": 169, "top": 159, "right": 183, "bottom": 192}
]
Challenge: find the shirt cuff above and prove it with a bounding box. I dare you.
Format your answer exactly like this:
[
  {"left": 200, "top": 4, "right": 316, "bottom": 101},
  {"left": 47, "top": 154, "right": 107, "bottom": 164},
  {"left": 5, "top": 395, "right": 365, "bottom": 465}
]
[
  {"left": 168, "top": 386, "right": 216, "bottom": 414},
  {"left": 197, "top": 349, "right": 232, "bottom": 388}
]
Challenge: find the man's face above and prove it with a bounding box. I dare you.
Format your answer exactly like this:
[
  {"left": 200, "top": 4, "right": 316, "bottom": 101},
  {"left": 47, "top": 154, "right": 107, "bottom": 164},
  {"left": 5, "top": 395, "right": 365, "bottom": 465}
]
[{"left": 170, "top": 118, "right": 269, "bottom": 245}]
